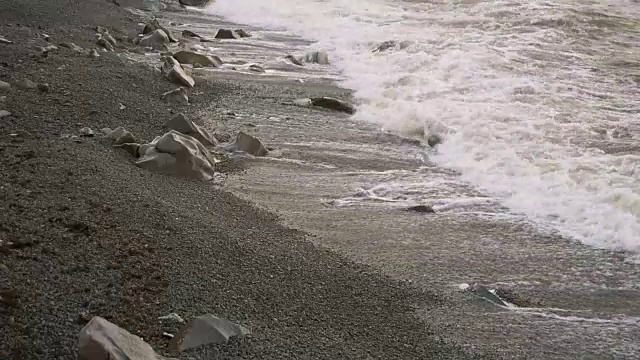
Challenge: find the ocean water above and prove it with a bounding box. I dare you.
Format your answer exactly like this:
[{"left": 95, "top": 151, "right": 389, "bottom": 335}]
[{"left": 206, "top": 0, "right": 640, "bottom": 256}]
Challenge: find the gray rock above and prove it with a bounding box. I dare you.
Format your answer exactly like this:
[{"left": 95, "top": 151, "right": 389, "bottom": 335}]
[
  {"left": 173, "top": 50, "right": 222, "bottom": 68},
  {"left": 79, "top": 127, "right": 95, "bottom": 137},
  {"left": 109, "top": 127, "right": 137, "bottom": 145},
  {"left": 78, "top": 316, "right": 161, "bottom": 360},
  {"left": 181, "top": 29, "right": 204, "bottom": 39},
  {"left": 138, "top": 29, "right": 170, "bottom": 50},
  {"left": 89, "top": 49, "right": 100, "bottom": 58},
  {"left": 163, "top": 113, "right": 217, "bottom": 146},
  {"left": 168, "top": 314, "right": 249, "bottom": 352},
  {"left": 115, "top": 142, "right": 141, "bottom": 157},
  {"left": 0, "top": 36, "right": 12, "bottom": 45},
  {"left": 16, "top": 79, "right": 37, "bottom": 90},
  {"left": 142, "top": 18, "right": 177, "bottom": 43},
  {"left": 234, "top": 29, "right": 251, "bottom": 38},
  {"left": 405, "top": 205, "right": 435, "bottom": 213},
  {"left": 214, "top": 29, "right": 241, "bottom": 40},
  {"left": 304, "top": 51, "right": 329, "bottom": 64},
  {"left": 230, "top": 132, "right": 268, "bottom": 156},
  {"left": 0, "top": 110, "right": 11, "bottom": 118},
  {"left": 179, "top": 0, "right": 215, "bottom": 7},
  {"left": 161, "top": 57, "right": 195, "bottom": 88},
  {"left": 59, "top": 42, "right": 84, "bottom": 53},
  {"left": 0, "top": 80, "right": 10, "bottom": 92},
  {"left": 310, "top": 97, "right": 356, "bottom": 114},
  {"left": 37, "top": 83, "right": 50, "bottom": 93},
  {"left": 161, "top": 87, "right": 189, "bottom": 104},
  {"left": 285, "top": 55, "right": 303, "bottom": 66},
  {"left": 372, "top": 40, "right": 411, "bottom": 53},
  {"left": 470, "top": 283, "right": 507, "bottom": 307},
  {"left": 426, "top": 134, "right": 443, "bottom": 147},
  {"left": 158, "top": 313, "right": 185, "bottom": 324},
  {"left": 248, "top": 64, "right": 265, "bottom": 73},
  {"left": 96, "top": 35, "right": 114, "bottom": 52}
]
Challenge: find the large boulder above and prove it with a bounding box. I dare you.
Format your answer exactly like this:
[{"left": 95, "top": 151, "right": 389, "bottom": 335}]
[
  {"left": 136, "top": 130, "right": 217, "bottom": 180},
  {"left": 78, "top": 317, "right": 161, "bottom": 360},
  {"left": 168, "top": 314, "right": 249, "bottom": 352},
  {"left": 163, "top": 113, "right": 218, "bottom": 146},
  {"left": 142, "top": 18, "right": 177, "bottom": 43},
  {"left": 161, "top": 56, "right": 195, "bottom": 88},
  {"left": 173, "top": 50, "right": 222, "bottom": 68},
  {"left": 229, "top": 132, "right": 268, "bottom": 156},
  {"left": 138, "top": 29, "right": 169, "bottom": 50}
]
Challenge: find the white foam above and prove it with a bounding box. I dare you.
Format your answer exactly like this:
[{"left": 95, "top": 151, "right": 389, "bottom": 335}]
[{"left": 207, "top": 0, "right": 640, "bottom": 254}]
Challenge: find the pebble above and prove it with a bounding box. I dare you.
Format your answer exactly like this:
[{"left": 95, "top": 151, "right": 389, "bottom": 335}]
[
  {"left": 0, "top": 110, "right": 11, "bottom": 118},
  {"left": 0, "top": 80, "right": 11, "bottom": 92}
]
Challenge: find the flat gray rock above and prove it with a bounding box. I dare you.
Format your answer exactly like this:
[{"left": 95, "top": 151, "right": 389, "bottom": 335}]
[
  {"left": 163, "top": 113, "right": 217, "bottom": 146},
  {"left": 229, "top": 131, "right": 269, "bottom": 156},
  {"left": 78, "top": 316, "right": 161, "bottom": 360},
  {"left": 310, "top": 96, "right": 356, "bottom": 114},
  {"left": 168, "top": 314, "right": 249, "bottom": 352}
]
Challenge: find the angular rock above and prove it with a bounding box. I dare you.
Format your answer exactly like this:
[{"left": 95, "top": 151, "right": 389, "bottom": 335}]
[
  {"left": 136, "top": 130, "right": 217, "bottom": 180},
  {"left": 16, "top": 79, "right": 37, "bottom": 90},
  {"left": 285, "top": 55, "right": 303, "bottom": 66},
  {"left": 59, "top": 42, "right": 84, "bottom": 53},
  {"left": 164, "top": 113, "right": 217, "bottom": 146},
  {"left": 230, "top": 132, "right": 268, "bottom": 156},
  {"left": 78, "top": 316, "right": 160, "bottom": 360},
  {"left": 161, "top": 87, "right": 189, "bottom": 104},
  {"left": 96, "top": 35, "right": 115, "bottom": 52},
  {"left": 168, "top": 314, "right": 249, "bottom": 352},
  {"left": 310, "top": 97, "right": 356, "bottom": 114},
  {"left": 79, "top": 127, "right": 95, "bottom": 137},
  {"left": 304, "top": 51, "right": 329, "bottom": 64},
  {"left": 161, "top": 56, "right": 195, "bottom": 88},
  {"left": 0, "top": 80, "right": 10, "bottom": 92},
  {"left": 109, "top": 127, "right": 137, "bottom": 144},
  {"left": 138, "top": 29, "right": 169, "bottom": 50},
  {"left": 181, "top": 29, "right": 204, "bottom": 39},
  {"left": 115, "top": 142, "right": 141, "bottom": 157},
  {"left": 214, "top": 29, "right": 241, "bottom": 40},
  {"left": 405, "top": 205, "right": 435, "bottom": 213},
  {"left": 470, "top": 283, "right": 508, "bottom": 307},
  {"left": 96, "top": 28, "right": 117, "bottom": 47},
  {"left": 89, "top": 49, "right": 100, "bottom": 58},
  {"left": 0, "top": 110, "right": 11, "bottom": 119},
  {"left": 142, "top": 18, "right": 178, "bottom": 43},
  {"left": 173, "top": 50, "right": 222, "bottom": 67}
]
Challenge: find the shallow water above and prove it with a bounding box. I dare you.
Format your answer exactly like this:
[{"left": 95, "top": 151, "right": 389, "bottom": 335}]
[{"left": 206, "top": 0, "right": 640, "bottom": 259}]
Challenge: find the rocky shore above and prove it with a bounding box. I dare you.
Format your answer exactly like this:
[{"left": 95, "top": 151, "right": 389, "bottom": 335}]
[{"left": 0, "top": 0, "right": 489, "bottom": 359}]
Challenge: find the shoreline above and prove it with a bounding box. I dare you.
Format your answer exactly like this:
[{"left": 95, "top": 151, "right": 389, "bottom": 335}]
[{"left": 0, "top": 0, "right": 487, "bottom": 359}]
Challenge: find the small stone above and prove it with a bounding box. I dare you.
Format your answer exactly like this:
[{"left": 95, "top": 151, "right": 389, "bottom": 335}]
[
  {"left": 115, "top": 142, "right": 140, "bottom": 157},
  {"left": 230, "top": 131, "right": 268, "bottom": 156},
  {"left": 173, "top": 50, "right": 222, "bottom": 67},
  {"left": 37, "top": 83, "right": 50, "bottom": 93},
  {"left": 0, "top": 80, "right": 10, "bottom": 92},
  {"left": 164, "top": 113, "right": 217, "bottom": 146},
  {"left": 158, "top": 313, "right": 185, "bottom": 323},
  {"left": 119, "top": 103, "right": 126, "bottom": 110},
  {"left": 163, "top": 332, "right": 174, "bottom": 339},
  {"left": 106, "top": 262, "right": 122, "bottom": 270},
  {"left": 0, "top": 36, "right": 12, "bottom": 45},
  {"left": 161, "top": 87, "right": 189, "bottom": 104},
  {"left": 138, "top": 29, "right": 169, "bottom": 50},
  {"left": 234, "top": 29, "right": 251, "bottom": 38},
  {"left": 59, "top": 42, "right": 84, "bottom": 53},
  {"left": 79, "top": 127, "right": 95, "bottom": 137},
  {"left": 426, "top": 134, "right": 443, "bottom": 147},
  {"left": 214, "top": 29, "right": 240, "bottom": 39},
  {"left": 89, "top": 49, "right": 100, "bottom": 58},
  {"left": 100, "top": 127, "right": 112, "bottom": 136},
  {"left": 96, "top": 35, "right": 114, "bottom": 51},
  {"left": 16, "top": 79, "right": 37, "bottom": 90},
  {"left": 309, "top": 97, "right": 356, "bottom": 114},
  {"left": 0, "top": 110, "right": 10, "bottom": 118},
  {"left": 304, "top": 50, "right": 329, "bottom": 64},
  {"left": 0, "top": 96, "right": 5, "bottom": 103},
  {"left": 405, "top": 205, "right": 435, "bottom": 213},
  {"left": 285, "top": 55, "right": 303, "bottom": 66},
  {"left": 78, "top": 317, "right": 161, "bottom": 360},
  {"left": 78, "top": 311, "right": 92, "bottom": 324},
  {"left": 141, "top": 18, "right": 177, "bottom": 43},
  {"left": 114, "top": 132, "right": 136, "bottom": 145},
  {"left": 161, "top": 56, "right": 195, "bottom": 88},
  {"left": 248, "top": 64, "right": 265, "bottom": 73},
  {"left": 168, "top": 314, "right": 249, "bottom": 352},
  {"left": 42, "top": 33, "right": 51, "bottom": 42}
]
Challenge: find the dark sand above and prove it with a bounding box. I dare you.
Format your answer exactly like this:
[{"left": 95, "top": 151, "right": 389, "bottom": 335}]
[{"left": 0, "top": 0, "right": 489, "bottom": 359}]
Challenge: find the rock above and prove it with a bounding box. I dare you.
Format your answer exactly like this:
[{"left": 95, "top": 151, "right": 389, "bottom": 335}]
[
  {"left": 179, "top": 0, "right": 215, "bottom": 7},
  {"left": 89, "top": 49, "right": 100, "bottom": 58},
  {"left": 309, "top": 97, "right": 356, "bottom": 114},
  {"left": 59, "top": 42, "right": 84, "bottom": 53},
  {"left": 214, "top": 29, "right": 241, "bottom": 40},
  {"left": 115, "top": 142, "right": 141, "bottom": 157},
  {"left": 37, "top": 83, "right": 50, "bottom": 93},
  {"left": 138, "top": 29, "right": 169, "bottom": 50},
  {"left": 173, "top": 50, "right": 222, "bottom": 67},
  {"left": 158, "top": 313, "right": 185, "bottom": 324},
  {"left": 16, "top": 79, "right": 37, "bottom": 90},
  {"left": 230, "top": 132, "right": 268, "bottom": 156},
  {"left": 248, "top": 64, "right": 265, "bottom": 73},
  {"left": 96, "top": 28, "right": 117, "bottom": 48},
  {"left": 0, "top": 80, "right": 11, "bottom": 92},
  {"left": 142, "top": 18, "right": 177, "bottom": 43},
  {"left": 164, "top": 113, "right": 217, "bottom": 146},
  {"left": 161, "top": 87, "right": 189, "bottom": 104},
  {"left": 304, "top": 51, "right": 329, "bottom": 64},
  {"left": 181, "top": 29, "right": 203, "bottom": 39},
  {"left": 426, "top": 134, "right": 443, "bottom": 147},
  {"left": 470, "top": 283, "right": 508, "bottom": 307},
  {"left": 0, "top": 96, "right": 6, "bottom": 103},
  {"left": 234, "top": 29, "right": 251, "bottom": 38},
  {"left": 0, "top": 36, "right": 12, "bottom": 45},
  {"left": 161, "top": 57, "right": 195, "bottom": 88},
  {"left": 372, "top": 40, "right": 410, "bottom": 53},
  {"left": 0, "top": 110, "right": 11, "bottom": 119},
  {"left": 78, "top": 316, "right": 161, "bottom": 360},
  {"left": 96, "top": 35, "right": 114, "bottom": 51},
  {"left": 405, "top": 205, "right": 435, "bottom": 213},
  {"left": 109, "top": 127, "right": 137, "bottom": 144},
  {"left": 292, "top": 98, "right": 312, "bottom": 107},
  {"left": 284, "top": 55, "right": 303, "bottom": 66},
  {"left": 0, "top": 289, "right": 19, "bottom": 308},
  {"left": 79, "top": 127, "right": 95, "bottom": 137},
  {"left": 168, "top": 314, "right": 249, "bottom": 352},
  {"left": 135, "top": 130, "right": 217, "bottom": 180}
]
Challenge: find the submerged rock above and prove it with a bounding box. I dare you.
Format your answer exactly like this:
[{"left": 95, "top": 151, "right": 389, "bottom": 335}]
[
  {"left": 470, "top": 283, "right": 508, "bottom": 307},
  {"left": 304, "top": 51, "right": 329, "bottom": 64},
  {"left": 136, "top": 130, "right": 217, "bottom": 180},
  {"left": 173, "top": 50, "right": 222, "bottom": 67},
  {"left": 310, "top": 97, "right": 356, "bottom": 114},
  {"left": 78, "top": 317, "right": 160, "bottom": 360},
  {"left": 89, "top": 49, "right": 100, "bottom": 58},
  {"left": 426, "top": 134, "right": 443, "bottom": 147},
  {"left": 405, "top": 205, "right": 435, "bottom": 213},
  {"left": 229, "top": 132, "right": 268, "bottom": 156},
  {"left": 138, "top": 29, "right": 169, "bottom": 50},
  {"left": 161, "top": 87, "right": 189, "bottom": 104},
  {"left": 168, "top": 314, "right": 249, "bottom": 352},
  {"left": 164, "top": 113, "right": 217, "bottom": 146}
]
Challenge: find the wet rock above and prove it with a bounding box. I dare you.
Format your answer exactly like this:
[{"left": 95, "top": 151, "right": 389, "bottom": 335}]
[
  {"left": 426, "top": 134, "right": 443, "bottom": 147},
  {"left": 115, "top": 143, "right": 140, "bottom": 157},
  {"left": 304, "top": 50, "right": 329, "bottom": 64},
  {"left": 214, "top": 29, "right": 242, "bottom": 40},
  {"left": 0, "top": 80, "right": 10, "bottom": 92},
  {"left": 96, "top": 35, "right": 115, "bottom": 52},
  {"left": 173, "top": 50, "right": 222, "bottom": 67},
  {"left": 292, "top": 98, "right": 312, "bottom": 107},
  {"left": 179, "top": 0, "right": 215, "bottom": 7},
  {"left": 229, "top": 132, "right": 268, "bottom": 156},
  {"left": 78, "top": 316, "right": 161, "bottom": 360},
  {"left": 142, "top": 18, "right": 177, "bottom": 43},
  {"left": 470, "top": 283, "right": 507, "bottom": 307},
  {"left": 310, "top": 97, "right": 356, "bottom": 114},
  {"left": 161, "top": 87, "right": 189, "bottom": 104},
  {"left": 234, "top": 29, "right": 251, "bottom": 38},
  {"left": 59, "top": 42, "right": 84, "bottom": 53},
  {"left": 372, "top": 40, "right": 410, "bottom": 53},
  {"left": 37, "top": 83, "right": 50, "bottom": 93},
  {"left": 0, "top": 110, "right": 10, "bottom": 119},
  {"left": 16, "top": 79, "right": 37, "bottom": 90},
  {"left": 168, "top": 314, "right": 249, "bottom": 352},
  {"left": 79, "top": 127, "right": 95, "bottom": 137},
  {"left": 248, "top": 64, "right": 265, "bottom": 73},
  {"left": 135, "top": 130, "right": 217, "bottom": 180},
  {"left": 161, "top": 56, "right": 195, "bottom": 88},
  {"left": 138, "top": 29, "right": 169, "bottom": 50},
  {"left": 405, "top": 205, "right": 435, "bottom": 213},
  {"left": 0, "top": 36, "right": 12, "bottom": 45},
  {"left": 164, "top": 113, "right": 217, "bottom": 146},
  {"left": 285, "top": 55, "right": 303, "bottom": 66},
  {"left": 89, "top": 49, "right": 100, "bottom": 58},
  {"left": 181, "top": 29, "right": 204, "bottom": 39}
]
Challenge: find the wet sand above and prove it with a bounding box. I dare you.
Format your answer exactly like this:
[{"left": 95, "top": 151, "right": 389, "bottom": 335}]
[{"left": 0, "top": 0, "right": 489, "bottom": 359}]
